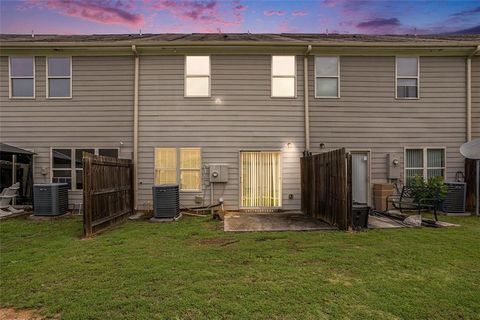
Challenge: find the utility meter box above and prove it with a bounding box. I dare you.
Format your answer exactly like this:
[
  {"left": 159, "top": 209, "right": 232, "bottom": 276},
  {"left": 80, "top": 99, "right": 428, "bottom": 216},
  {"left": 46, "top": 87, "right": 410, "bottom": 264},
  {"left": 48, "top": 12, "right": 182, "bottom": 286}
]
[
  {"left": 387, "top": 153, "right": 401, "bottom": 180},
  {"left": 209, "top": 164, "right": 228, "bottom": 183}
]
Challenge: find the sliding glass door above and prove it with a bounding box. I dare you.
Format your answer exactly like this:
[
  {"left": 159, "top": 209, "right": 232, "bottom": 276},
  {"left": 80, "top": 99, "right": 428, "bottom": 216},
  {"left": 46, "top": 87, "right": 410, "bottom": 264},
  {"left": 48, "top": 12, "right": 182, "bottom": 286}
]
[{"left": 240, "top": 151, "right": 282, "bottom": 208}]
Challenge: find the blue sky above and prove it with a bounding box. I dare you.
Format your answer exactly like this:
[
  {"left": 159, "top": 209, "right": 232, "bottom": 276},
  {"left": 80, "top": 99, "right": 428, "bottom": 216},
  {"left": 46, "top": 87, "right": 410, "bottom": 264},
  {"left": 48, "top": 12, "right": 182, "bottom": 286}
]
[{"left": 0, "top": 0, "right": 479, "bottom": 35}]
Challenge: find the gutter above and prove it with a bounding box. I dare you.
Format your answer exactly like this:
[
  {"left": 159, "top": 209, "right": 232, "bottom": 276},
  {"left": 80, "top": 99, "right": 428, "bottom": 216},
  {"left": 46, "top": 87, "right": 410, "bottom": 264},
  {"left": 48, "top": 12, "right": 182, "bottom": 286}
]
[
  {"left": 466, "top": 45, "right": 480, "bottom": 142},
  {"left": 132, "top": 44, "right": 139, "bottom": 210},
  {"left": 2, "top": 40, "right": 479, "bottom": 48},
  {"left": 304, "top": 45, "right": 312, "bottom": 152}
]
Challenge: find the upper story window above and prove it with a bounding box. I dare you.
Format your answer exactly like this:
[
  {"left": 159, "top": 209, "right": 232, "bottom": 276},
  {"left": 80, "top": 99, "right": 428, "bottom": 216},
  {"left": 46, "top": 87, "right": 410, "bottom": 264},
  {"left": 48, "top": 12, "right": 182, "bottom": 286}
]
[
  {"left": 47, "top": 57, "right": 72, "bottom": 98},
  {"left": 396, "top": 57, "right": 419, "bottom": 99},
  {"left": 271, "top": 56, "right": 296, "bottom": 98},
  {"left": 315, "top": 56, "right": 340, "bottom": 98},
  {"left": 9, "top": 56, "right": 35, "bottom": 98},
  {"left": 185, "top": 56, "right": 210, "bottom": 97}
]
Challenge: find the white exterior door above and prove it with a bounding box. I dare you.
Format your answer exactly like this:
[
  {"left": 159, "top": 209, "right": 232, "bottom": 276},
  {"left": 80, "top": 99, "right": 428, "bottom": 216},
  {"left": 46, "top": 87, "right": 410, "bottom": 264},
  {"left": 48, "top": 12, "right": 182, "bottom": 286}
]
[
  {"left": 351, "top": 152, "right": 369, "bottom": 205},
  {"left": 240, "top": 151, "right": 282, "bottom": 208}
]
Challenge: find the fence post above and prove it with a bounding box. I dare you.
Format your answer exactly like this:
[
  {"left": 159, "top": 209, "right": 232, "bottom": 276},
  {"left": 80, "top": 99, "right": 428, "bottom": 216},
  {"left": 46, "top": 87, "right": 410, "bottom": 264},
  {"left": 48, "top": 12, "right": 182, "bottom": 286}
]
[{"left": 83, "top": 152, "right": 92, "bottom": 237}]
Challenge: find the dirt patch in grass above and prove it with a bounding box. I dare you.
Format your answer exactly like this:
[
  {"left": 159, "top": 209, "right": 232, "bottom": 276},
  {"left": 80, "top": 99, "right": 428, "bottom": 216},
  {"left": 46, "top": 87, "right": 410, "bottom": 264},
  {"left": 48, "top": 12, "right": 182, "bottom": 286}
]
[
  {"left": 194, "top": 237, "right": 238, "bottom": 246},
  {"left": 0, "top": 308, "right": 57, "bottom": 320},
  {"left": 255, "top": 236, "right": 285, "bottom": 242}
]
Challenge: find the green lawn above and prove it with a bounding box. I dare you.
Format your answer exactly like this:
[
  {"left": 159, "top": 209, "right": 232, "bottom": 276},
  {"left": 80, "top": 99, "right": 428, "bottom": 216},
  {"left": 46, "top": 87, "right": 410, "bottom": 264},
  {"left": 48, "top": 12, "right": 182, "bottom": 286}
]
[{"left": 1, "top": 215, "right": 479, "bottom": 320}]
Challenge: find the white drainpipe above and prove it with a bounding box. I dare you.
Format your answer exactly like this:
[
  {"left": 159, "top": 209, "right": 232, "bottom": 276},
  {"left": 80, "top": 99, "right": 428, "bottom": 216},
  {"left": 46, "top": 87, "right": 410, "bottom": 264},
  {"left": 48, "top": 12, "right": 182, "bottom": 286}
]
[
  {"left": 304, "top": 45, "right": 312, "bottom": 152},
  {"left": 467, "top": 45, "right": 480, "bottom": 142},
  {"left": 132, "top": 45, "right": 139, "bottom": 210}
]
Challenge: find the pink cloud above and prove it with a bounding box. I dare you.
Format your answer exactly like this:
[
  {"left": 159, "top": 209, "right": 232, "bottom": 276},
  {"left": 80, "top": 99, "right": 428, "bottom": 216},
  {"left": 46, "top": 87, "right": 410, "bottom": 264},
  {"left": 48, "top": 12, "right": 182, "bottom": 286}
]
[
  {"left": 235, "top": 4, "right": 247, "bottom": 11},
  {"left": 21, "top": 0, "right": 144, "bottom": 28},
  {"left": 292, "top": 10, "right": 307, "bottom": 16},
  {"left": 146, "top": 0, "right": 244, "bottom": 28},
  {"left": 264, "top": 10, "right": 285, "bottom": 16}
]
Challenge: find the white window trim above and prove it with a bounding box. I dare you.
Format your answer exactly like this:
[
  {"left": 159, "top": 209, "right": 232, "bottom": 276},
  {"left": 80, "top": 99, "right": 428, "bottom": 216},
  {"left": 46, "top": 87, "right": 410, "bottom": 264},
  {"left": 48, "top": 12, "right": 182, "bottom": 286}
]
[
  {"left": 314, "top": 56, "right": 340, "bottom": 98},
  {"left": 50, "top": 147, "right": 119, "bottom": 191},
  {"left": 8, "top": 56, "right": 35, "bottom": 99},
  {"left": 271, "top": 55, "right": 297, "bottom": 98},
  {"left": 46, "top": 56, "right": 72, "bottom": 99},
  {"left": 154, "top": 147, "right": 202, "bottom": 192},
  {"left": 184, "top": 55, "right": 211, "bottom": 98},
  {"left": 404, "top": 147, "right": 446, "bottom": 183},
  {"left": 395, "top": 56, "right": 420, "bottom": 100}
]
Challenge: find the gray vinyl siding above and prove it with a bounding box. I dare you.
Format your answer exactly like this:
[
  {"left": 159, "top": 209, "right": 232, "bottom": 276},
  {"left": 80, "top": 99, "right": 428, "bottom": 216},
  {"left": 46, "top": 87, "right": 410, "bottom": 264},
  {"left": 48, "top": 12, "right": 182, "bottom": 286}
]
[
  {"left": 0, "top": 56, "right": 134, "bottom": 205},
  {"left": 309, "top": 56, "right": 467, "bottom": 196},
  {"left": 137, "top": 55, "right": 305, "bottom": 211},
  {"left": 472, "top": 57, "right": 480, "bottom": 139},
  {"left": 1, "top": 52, "right": 472, "bottom": 211}
]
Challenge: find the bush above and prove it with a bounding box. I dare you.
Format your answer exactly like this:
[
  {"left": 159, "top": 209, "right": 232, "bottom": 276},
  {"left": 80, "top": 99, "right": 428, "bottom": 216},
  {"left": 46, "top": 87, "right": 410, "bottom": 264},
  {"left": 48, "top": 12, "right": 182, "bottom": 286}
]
[{"left": 410, "top": 176, "right": 448, "bottom": 202}]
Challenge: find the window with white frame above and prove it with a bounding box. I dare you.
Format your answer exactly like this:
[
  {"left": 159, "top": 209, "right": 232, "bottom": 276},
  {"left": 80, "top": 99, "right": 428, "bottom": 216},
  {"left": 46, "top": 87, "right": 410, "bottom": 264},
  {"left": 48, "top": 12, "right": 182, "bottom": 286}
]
[
  {"left": 185, "top": 56, "right": 210, "bottom": 97},
  {"left": 52, "top": 148, "right": 118, "bottom": 190},
  {"left": 155, "top": 148, "right": 201, "bottom": 191},
  {"left": 47, "top": 57, "right": 72, "bottom": 98},
  {"left": 271, "top": 56, "right": 296, "bottom": 97},
  {"left": 9, "top": 56, "right": 35, "bottom": 98},
  {"left": 315, "top": 56, "right": 339, "bottom": 98},
  {"left": 405, "top": 148, "right": 445, "bottom": 185},
  {"left": 396, "top": 57, "right": 419, "bottom": 99}
]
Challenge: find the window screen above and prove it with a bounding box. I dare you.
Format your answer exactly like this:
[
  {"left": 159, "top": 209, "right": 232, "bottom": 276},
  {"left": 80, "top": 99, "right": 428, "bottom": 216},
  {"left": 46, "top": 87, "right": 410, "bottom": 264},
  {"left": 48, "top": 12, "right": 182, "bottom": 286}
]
[
  {"left": 10, "top": 57, "right": 34, "bottom": 98},
  {"left": 99, "top": 149, "right": 119, "bottom": 158},
  {"left": 155, "top": 148, "right": 177, "bottom": 185},
  {"left": 51, "top": 148, "right": 119, "bottom": 190},
  {"left": 272, "top": 56, "right": 295, "bottom": 97},
  {"left": 154, "top": 148, "right": 202, "bottom": 191},
  {"left": 52, "top": 149, "right": 72, "bottom": 189},
  {"left": 185, "top": 56, "right": 210, "bottom": 97},
  {"left": 396, "top": 57, "right": 418, "bottom": 98},
  {"left": 47, "top": 57, "right": 71, "bottom": 98},
  {"left": 315, "top": 56, "right": 339, "bottom": 97},
  {"left": 180, "top": 148, "right": 201, "bottom": 191}
]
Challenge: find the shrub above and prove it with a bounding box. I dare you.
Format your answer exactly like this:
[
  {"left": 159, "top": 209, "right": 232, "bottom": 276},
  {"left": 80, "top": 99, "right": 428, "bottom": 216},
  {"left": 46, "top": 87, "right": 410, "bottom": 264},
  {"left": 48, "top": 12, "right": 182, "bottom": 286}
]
[{"left": 410, "top": 176, "right": 448, "bottom": 202}]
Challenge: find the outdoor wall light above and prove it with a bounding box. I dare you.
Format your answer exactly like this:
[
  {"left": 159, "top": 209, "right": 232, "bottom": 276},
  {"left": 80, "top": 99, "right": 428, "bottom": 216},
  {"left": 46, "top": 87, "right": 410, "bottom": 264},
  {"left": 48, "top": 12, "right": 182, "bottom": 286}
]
[
  {"left": 320, "top": 143, "right": 326, "bottom": 149},
  {"left": 287, "top": 142, "right": 293, "bottom": 149}
]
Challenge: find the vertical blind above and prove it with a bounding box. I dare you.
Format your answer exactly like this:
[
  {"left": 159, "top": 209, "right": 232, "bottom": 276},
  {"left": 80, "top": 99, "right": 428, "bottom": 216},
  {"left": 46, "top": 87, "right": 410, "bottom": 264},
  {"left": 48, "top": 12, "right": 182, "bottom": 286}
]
[
  {"left": 241, "top": 152, "right": 281, "bottom": 207},
  {"left": 405, "top": 148, "right": 445, "bottom": 185}
]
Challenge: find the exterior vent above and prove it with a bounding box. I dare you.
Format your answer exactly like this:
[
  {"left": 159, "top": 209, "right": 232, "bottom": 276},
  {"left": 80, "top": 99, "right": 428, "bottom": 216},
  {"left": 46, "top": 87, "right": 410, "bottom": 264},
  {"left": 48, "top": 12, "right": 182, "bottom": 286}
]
[
  {"left": 33, "top": 183, "right": 68, "bottom": 216},
  {"left": 152, "top": 184, "right": 180, "bottom": 219},
  {"left": 442, "top": 182, "right": 466, "bottom": 214}
]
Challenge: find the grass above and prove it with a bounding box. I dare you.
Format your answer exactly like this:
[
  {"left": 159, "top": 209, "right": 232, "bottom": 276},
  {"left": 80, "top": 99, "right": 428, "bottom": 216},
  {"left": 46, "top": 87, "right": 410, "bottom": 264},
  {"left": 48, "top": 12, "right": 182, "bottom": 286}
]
[{"left": 1, "top": 215, "right": 479, "bottom": 320}]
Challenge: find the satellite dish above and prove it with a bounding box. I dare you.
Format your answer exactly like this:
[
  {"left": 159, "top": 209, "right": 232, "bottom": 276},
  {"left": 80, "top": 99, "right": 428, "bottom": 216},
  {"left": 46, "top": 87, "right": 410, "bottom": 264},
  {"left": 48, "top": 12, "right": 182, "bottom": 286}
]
[{"left": 460, "top": 139, "right": 480, "bottom": 160}]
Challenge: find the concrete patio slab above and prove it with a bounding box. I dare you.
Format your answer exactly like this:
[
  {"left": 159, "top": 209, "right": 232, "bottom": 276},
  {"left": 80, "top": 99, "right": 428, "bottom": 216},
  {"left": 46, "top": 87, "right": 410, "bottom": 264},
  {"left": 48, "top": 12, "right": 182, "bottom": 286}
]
[{"left": 224, "top": 211, "right": 337, "bottom": 232}]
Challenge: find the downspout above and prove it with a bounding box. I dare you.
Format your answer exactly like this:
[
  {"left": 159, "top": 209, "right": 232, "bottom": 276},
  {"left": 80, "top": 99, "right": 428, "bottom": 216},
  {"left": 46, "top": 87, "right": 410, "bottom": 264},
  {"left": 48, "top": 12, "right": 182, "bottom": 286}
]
[
  {"left": 132, "top": 45, "right": 139, "bottom": 211},
  {"left": 466, "top": 45, "right": 480, "bottom": 142},
  {"left": 304, "top": 45, "right": 312, "bottom": 153}
]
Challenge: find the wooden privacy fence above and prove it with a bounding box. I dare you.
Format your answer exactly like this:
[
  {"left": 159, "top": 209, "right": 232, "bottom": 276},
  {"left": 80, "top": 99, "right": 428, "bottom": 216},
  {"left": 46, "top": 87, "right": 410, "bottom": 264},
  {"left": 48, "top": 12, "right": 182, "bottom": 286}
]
[
  {"left": 301, "top": 148, "right": 352, "bottom": 230},
  {"left": 465, "top": 159, "right": 477, "bottom": 213},
  {"left": 83, "top": 153, "right": 134, "bottom": 237}
]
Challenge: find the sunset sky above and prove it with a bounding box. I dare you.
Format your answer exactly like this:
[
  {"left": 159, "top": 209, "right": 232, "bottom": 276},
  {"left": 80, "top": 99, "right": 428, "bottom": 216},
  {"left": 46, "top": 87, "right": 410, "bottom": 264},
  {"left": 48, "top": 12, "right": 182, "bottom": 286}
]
[{"left": 0, "top": 0, "right": 479, "bottom": 35}]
